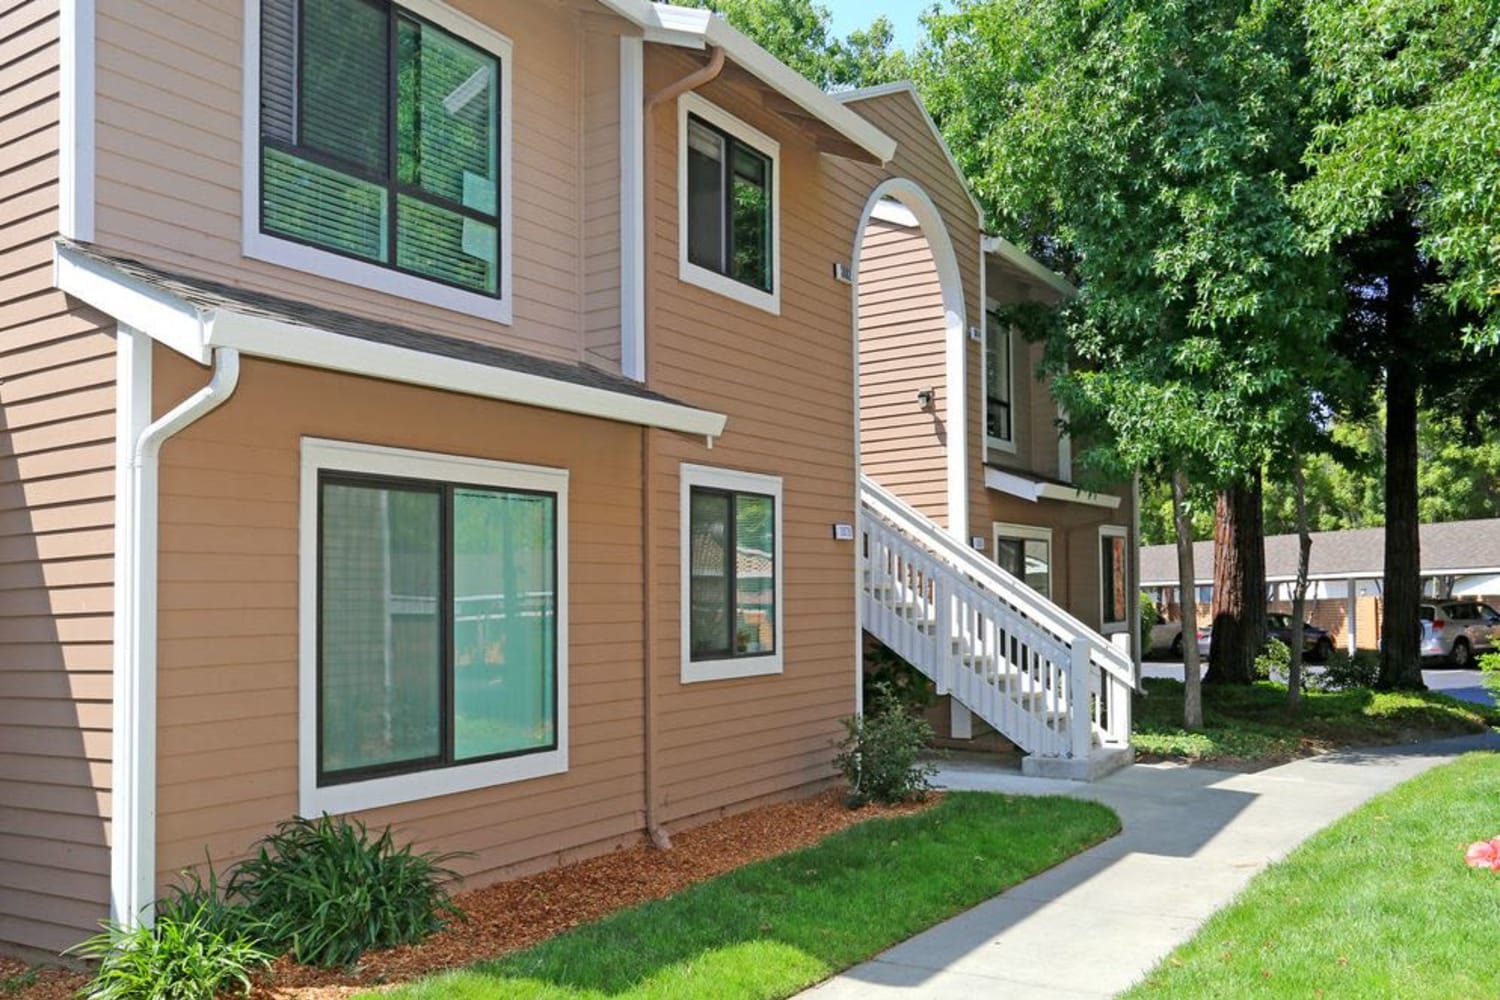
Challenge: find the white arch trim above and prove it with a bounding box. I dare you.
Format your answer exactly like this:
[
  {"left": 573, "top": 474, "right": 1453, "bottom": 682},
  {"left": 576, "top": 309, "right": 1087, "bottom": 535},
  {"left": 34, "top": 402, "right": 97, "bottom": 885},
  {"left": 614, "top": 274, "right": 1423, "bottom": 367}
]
[{"left": 852, "top": 176, "right": 970, "bottom": 543}]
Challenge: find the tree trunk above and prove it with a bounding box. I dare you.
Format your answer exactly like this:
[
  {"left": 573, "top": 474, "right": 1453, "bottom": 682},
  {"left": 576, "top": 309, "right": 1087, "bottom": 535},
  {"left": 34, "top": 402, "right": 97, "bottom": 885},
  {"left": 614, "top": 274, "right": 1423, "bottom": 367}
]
[
  {"left": 1172, "top": 469, "right": 1203, "bottom": 728},
  {"left": 1379, "top": 363, "right": 1425, "bottom": 689},
  {"left": 1206, "top": 472, "right": 1267, "bottom": 684},
  {"left": 1288, "top": 450, "right": 1311, "bottom": 711}
]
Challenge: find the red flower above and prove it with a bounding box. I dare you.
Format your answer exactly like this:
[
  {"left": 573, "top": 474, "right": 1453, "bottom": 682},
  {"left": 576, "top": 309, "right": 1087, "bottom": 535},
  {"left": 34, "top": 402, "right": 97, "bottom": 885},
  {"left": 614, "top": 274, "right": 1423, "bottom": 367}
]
[{"left": 1466, "top": 839, "right": 1500, "bottom": 871}]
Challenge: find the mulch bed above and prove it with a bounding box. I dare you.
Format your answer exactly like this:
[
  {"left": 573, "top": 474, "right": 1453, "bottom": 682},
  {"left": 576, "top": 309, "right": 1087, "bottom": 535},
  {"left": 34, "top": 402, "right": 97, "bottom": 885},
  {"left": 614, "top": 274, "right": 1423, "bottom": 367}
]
[{"left": 2, "top": 789, "right": 936, "bottom": 1000}]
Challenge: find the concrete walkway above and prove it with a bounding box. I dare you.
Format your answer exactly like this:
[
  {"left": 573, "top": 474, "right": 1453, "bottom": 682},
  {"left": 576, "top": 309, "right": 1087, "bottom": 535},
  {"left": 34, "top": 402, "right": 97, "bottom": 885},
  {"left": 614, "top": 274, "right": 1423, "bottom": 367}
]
[{"left": 800, "top": 731, "right": 1500, "bottom": 1000}]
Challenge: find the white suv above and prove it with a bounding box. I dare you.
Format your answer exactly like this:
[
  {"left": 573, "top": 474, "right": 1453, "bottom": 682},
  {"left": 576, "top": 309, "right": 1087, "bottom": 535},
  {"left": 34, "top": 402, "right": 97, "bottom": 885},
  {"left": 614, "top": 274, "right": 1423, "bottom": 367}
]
[{"left": 1419, "top": 601, "right": 1500, "bottom": 667}]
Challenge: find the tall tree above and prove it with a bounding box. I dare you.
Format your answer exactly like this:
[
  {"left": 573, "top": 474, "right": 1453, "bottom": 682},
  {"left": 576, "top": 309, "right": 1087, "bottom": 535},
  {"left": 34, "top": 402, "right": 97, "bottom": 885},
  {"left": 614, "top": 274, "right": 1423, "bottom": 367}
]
[
  {"left": 921, "top": 0, "right": 1340, "bottom": 689},
  {"left": 1206, "top": 474, "right": 1268, "bottom": 684},
  {"left": 1297, "top": 0, "right": 1499, "bottom": 689}
]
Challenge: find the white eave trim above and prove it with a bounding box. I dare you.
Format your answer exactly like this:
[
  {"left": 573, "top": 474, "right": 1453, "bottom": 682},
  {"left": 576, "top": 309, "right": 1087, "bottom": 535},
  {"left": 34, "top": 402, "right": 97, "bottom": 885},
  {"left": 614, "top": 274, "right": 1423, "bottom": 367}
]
[
  {"left": 986, "top": 465, "right": 1121, "bottom": 510},
  {"left": 983, "top": 234, "right": 1077, "bottom": 300},
  {"left": 53, "top": 245, "right": 728, "bottom": 440},
  {"left": 604, "top": 2, "right": 896, "bottom": 163}
]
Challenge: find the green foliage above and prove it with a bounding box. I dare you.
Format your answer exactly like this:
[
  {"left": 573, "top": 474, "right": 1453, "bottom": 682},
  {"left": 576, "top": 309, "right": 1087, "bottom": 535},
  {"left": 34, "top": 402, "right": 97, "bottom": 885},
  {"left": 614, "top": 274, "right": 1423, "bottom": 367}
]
[
  {"left": 227, "top": 816, "right": 463, "bottom": 968},
  {"left": 1255, "top": 637, "right": 1291, "bottom": 681},
  {"left": 862, "top": 640, "right": 935, "bottom": 713},
  {"left": 833, "top": 683, "right": 939, "bottom": 807},
  {"left": 0, "top": 967, "right": 37, "bottom": 993},
  {"left": 69, "top": 905, "right": 272, "bottom": 1000},
  {"left": 1479, "top": 650, "right": 1500, "bottom": 698},
  {"left": 1132, "top": 677, "right": 1494, "bottom": 765},
  {"left": 1139, "top": 590, "right": 1159, "bottom": 655},
  {"left": 919, "top": 0, "right": 1342, "bottom": 498},
  {"left": 368, "top": 794, "right": 1120, "bottom": 1000},
  {"left": 1315, "top": 648, "right": 1384, "bottom": 691},
  {"left": 152, "top": 859, "right": 260, "bottom": 946},
  {"left": 679, "top": 0, "right": 909, "bottom": 89},
  {"left": 1298, "top": 0, "right": 1500, "bottom": 346}
]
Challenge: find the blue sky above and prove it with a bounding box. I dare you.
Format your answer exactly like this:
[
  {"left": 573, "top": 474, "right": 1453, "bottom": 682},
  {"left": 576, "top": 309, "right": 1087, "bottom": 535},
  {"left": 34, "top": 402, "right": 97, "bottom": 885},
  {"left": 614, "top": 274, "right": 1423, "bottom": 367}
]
[{"left": 823, "top": 0, "right": 931, "bottom": 51}]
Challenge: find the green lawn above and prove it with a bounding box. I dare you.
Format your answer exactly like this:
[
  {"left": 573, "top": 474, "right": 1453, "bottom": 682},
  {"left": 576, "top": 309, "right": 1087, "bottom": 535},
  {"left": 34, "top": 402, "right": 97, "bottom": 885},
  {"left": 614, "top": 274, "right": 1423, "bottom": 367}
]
[
  {"left": 1133, "top": 678, "right": 1496, "bottom": 766},
  {"left": 1123, "top": 752, "right": 1500, "bottom": 999},
  {"left": 362, "top": 793, "right": 1119, "bottom": 1000}
]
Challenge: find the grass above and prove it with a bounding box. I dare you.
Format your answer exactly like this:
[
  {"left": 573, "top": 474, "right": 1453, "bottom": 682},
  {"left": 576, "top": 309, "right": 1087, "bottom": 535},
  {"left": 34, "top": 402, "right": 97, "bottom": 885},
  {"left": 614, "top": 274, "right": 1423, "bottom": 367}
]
[
  {"left": 362, "top": 792, "right": 1120, "bottom": 1000},
  {"left": 0, "top": 969, "right": 37, "bottom": 994},
  {"left": 1123, "top": 752, "right": 1500, "bottom": 999},
  {"left": 1132, "top": 677, "right": 1497, "bottom": 766}
]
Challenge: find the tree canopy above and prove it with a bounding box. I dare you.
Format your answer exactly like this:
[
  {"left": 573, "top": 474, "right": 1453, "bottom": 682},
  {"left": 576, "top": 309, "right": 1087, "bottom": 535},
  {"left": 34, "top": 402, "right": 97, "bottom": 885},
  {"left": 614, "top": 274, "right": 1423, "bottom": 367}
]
[{"left": 679, "top": 0, "right": 909, "bottom": 89}]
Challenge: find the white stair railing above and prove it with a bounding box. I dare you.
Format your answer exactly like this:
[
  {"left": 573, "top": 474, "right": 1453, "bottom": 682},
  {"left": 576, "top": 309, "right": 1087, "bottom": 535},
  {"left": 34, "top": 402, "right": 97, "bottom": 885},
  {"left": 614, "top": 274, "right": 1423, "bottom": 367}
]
[{"left": 860, "top": 474, "right": 1135, "bottom": 760}]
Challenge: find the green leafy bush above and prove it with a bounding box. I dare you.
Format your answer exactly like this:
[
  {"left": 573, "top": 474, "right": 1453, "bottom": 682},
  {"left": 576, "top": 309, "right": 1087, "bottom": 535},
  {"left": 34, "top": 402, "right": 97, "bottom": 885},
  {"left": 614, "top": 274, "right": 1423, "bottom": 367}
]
[
  {"left": 1480, "top": 651, "right": 1500, "bottom": 697},
  {"left": 834, "top": 682, "right": 939, "bottom": 807},
  {"left": 1313, "top": 648, "right": 1382, "bottom": 691},
  {"left": 227, "top": 815, "right": 463, "bottom": 967},
  {"left": 1254, "top": 637, "right": 1290, "bottom": 681},
  {"left": 1139, "top": 591, "right": 1158, "bottom": 657},
  {"left": 863, "top": 639, "right": 935, "bottom": 712},
  {"left": 69, "top": 903, "right": 271, "bottom": 1000}
]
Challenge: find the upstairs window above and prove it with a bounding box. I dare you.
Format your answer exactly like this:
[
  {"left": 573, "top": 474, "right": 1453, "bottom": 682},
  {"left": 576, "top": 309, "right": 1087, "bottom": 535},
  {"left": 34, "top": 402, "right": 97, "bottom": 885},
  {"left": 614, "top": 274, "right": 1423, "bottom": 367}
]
[
  {"left": 254, "top": 0, "right": 510, "bottom": 312},
  {"left": 986, "top": 308, "right": 1014, "bottom": 450},
  {"left": 678, "top": 94, "right": 781, "bottom": 314}
]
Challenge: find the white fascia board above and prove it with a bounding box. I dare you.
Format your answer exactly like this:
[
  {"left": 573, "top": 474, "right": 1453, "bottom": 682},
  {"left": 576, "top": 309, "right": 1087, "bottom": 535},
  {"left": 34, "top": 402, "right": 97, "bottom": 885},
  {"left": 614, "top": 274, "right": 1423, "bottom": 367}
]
[
  {"left": 204, "top": 311, "right": 728, "bottom": 439},
  {"left": 985, "top": 465, "right": 1121, "bottom": 510},
  {"left": 838, "top": 81, "right": 982, "bottom": 225},
  {"left": 1037, "top": 482, "right": 1122, "bottom": 510},
  {"left": 636, "top": 4, "right": 896, "bottom": 163},
  {"left": 53, "top": 246, "right": 210, "bottom": 363},
  {"left": 983, "top": 234, "right": 1077, "bottom": 300}
]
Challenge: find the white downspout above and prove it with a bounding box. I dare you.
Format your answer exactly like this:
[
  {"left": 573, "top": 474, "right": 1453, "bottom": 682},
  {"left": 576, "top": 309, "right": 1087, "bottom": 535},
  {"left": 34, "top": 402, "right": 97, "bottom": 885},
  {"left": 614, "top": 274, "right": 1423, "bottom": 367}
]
[{"left": 115, "top": 345, "right": 240, "bottom": 926}]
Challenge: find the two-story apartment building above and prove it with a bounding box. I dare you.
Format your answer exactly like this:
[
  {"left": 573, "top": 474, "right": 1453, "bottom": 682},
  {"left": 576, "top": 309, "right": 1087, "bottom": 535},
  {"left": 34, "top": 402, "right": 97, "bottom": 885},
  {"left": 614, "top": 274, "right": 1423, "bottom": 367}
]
[{"left": 0, "top": 0, "right": 1136, "bottom": 959}]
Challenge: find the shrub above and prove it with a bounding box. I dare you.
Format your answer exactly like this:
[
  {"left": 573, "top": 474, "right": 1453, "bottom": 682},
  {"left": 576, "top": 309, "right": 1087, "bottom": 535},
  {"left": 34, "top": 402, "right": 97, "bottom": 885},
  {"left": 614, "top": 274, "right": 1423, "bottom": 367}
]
[
  {"left": 69, "top": 903, "right": 271, "bottom": 1000},
  {"left": 1254, "top": 637, "right": 1290, "bottom": 681},
  {"left": 154, "top": 859, "right": 260, "bottom": 945},
  {"left": 226, "top": 815, "right": 463, "bottom": 967},
  {"left": 863, "top": 639, "right": 935, "bottom": 712},
  {"left": 1481, "top": 651, "right": 1500, "bottom": 697},
  {"left": 834, "top": 682, "right": 939, "bottom": 807},
  {"left": 1314, "top": 648, "right": 1382, "bottom": 691},
  {"left": 1139, "top": 590, "right": 1158, "bottom": 657}
]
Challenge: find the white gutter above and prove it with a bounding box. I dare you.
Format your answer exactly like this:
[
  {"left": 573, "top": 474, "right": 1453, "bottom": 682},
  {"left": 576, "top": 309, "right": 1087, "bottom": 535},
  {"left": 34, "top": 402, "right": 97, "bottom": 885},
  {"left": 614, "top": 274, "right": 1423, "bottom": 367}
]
[
  {"left": 114, "top": 342, "right": 241, "bottom": 926},
  {"left": 594, "top": 1, "right": 895, "bottom": 164},
  {"left": 53, "top": 244, "right": 728, "bottom": 442},
  {"left": 986, "top": 465, "right": 1122, "bottom": 510},
  {"left": 983, "top": 234, "right": 1076, "bottom": 300}
]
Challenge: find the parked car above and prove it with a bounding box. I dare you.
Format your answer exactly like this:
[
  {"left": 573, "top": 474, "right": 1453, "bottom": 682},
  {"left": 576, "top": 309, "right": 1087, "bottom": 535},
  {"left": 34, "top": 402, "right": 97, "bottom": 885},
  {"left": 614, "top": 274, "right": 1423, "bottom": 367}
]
[
  {"left": 1196, "top": 613, "right": 1334, "bottom": 662},
  {"left": 1150, "top": 616, "right": 1188, "bottom": 658},
  {"left": 1418, "top": 600, "right": 1500, "bottom": 667}
]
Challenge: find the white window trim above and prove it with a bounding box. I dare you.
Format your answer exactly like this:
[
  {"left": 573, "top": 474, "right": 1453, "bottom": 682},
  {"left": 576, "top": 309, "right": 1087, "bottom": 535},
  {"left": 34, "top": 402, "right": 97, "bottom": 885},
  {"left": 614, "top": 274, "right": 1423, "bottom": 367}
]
[
  {"left": 1099, "top": 524, "right": 1130, "bottom": 634},
  {"left": 680, "top": 463, "right": 785, "bottom": 683},
  {"left": 676, "top": 92, "right": 782, "bottom": 316},
  {"left": 992, "top": 521, "right": 1052, "bottom": 600},
  {"left": 241, "top": 0, "right": 514, "bottom": 325},
  {"left": 298, "top": 438, "right": 568, "bottom": 817},
  {"left": 984, "top": 303, "right": 1017, "bottom": 455}
]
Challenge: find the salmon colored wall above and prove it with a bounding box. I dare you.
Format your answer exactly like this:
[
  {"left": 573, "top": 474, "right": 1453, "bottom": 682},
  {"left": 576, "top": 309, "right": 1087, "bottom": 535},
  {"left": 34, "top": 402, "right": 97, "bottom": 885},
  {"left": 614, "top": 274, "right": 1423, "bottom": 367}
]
[
  {"left": 152, "top": 351, "right": 648, "bottom": 892},
  {"left": 0, "top": 2, "right": 117, "bottom": 960}
]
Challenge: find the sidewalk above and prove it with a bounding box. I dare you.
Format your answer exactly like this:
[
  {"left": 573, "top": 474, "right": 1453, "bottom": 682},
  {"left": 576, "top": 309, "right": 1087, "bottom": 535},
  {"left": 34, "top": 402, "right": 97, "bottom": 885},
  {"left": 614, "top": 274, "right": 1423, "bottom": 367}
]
[{"left": 800, "top": 731, "right": 1500, "bottom": 999}]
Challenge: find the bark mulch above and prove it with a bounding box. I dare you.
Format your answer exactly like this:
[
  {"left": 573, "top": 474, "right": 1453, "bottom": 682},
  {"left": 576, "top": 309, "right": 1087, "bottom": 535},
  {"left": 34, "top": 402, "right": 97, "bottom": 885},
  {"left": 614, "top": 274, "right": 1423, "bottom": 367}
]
[{"left": 2, "top": 789, "right": 936, "bottom": 1000}]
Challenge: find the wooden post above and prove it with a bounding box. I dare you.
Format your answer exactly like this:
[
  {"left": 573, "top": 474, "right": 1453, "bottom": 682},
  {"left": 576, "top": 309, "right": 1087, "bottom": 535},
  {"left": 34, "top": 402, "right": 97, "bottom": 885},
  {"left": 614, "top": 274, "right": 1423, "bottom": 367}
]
[
  {"left": 1071, "top": 639, "right": 1093, "bottom": 759},
  {"left": 1346, "top": 577, "right": 1358, "bottom": 655}
]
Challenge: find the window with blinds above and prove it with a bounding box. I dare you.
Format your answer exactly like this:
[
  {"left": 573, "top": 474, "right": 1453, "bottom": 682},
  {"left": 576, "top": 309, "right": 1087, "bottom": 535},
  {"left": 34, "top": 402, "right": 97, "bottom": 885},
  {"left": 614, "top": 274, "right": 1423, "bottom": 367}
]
[{"left": 258, "top": 0, "right": 502, "bottom": 297}]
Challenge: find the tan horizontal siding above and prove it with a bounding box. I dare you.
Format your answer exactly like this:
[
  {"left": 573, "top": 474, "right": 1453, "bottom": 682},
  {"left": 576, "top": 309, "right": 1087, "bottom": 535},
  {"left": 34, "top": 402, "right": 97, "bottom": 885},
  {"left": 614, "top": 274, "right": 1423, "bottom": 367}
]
[
  {"left": 0, "top": 0, "right": 116, "bottom": 958},
  {"left": 92, "top": 0, "right": 631, "bottom": 366},
  {"left": 152, "top": 350, "right": 649, "bottom": 893},
  {"left": 857, "top": 218, "right": 949, "bottom": 525},
  {"left": 642, "top": 51, "right": 860, "bottom": 827}
]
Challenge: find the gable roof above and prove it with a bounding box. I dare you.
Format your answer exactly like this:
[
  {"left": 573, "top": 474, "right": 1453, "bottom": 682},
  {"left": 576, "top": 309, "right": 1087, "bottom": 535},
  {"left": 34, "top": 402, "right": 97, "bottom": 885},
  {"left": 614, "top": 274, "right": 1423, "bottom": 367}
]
[
  {"left": 1140, "top": 520, "right": 1500, "bottom": 586},
  {"left": 598, "top": 1, "right": 896, "bottom": 164},
  {"left": 837, "top": 81, "right": 983, "bottom": 225},
  {"left": 53, "top": 240, "right": 727, "bottom": 440}
]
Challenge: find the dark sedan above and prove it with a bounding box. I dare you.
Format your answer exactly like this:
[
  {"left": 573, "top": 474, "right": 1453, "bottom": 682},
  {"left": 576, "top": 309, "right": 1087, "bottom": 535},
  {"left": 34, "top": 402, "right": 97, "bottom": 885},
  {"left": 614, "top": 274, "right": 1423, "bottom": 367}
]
[{"left": 1197, "top": 612, "right": 1335, "bottom": 662}]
